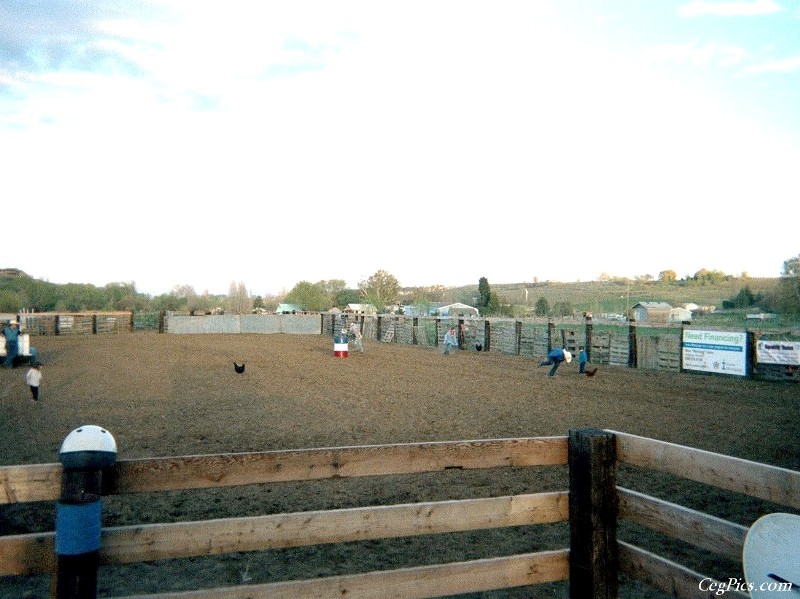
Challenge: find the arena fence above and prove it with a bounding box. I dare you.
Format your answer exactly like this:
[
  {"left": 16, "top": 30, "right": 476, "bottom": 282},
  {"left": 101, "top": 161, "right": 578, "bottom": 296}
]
[
  {"left": 14, "top": 312, "right": 134, "bottom": 336},
  {"left": 321, "top": 313, "right": 797, "bottom": 382},
  {"left": 1, "top": 429, "right": 798, "bottom": 598},
  {"left": 6, "top": 311, "right": 796, "bottom": 380}
]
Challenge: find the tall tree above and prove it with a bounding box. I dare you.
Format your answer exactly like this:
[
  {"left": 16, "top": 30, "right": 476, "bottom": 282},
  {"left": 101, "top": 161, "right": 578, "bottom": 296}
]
[
  {"left": 658, "top": 270, "right": 677, "bottom": 283},
  {"left": 535, "top": 296, "right": 549, "bottom": 317},
  {"left": 285, "top": 281, "right": 331, "bottom": 312},
  {"left": 358, "top": 270, "right": 400, "bottom": 311},
  {"left": 335, "top": 288, "right": 361, "bottom": 307},
  {"left": 478, "top": 277, "right": 491, "bottom": 308},
  {"left": 778, "top": 253, "right": 800, "bottom": 314},
  {"left": 227, "top": 281, "right": 252, "bottom": 314}
]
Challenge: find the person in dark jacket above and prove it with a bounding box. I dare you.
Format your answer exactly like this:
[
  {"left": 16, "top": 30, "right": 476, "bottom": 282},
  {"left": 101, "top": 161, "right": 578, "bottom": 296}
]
[{"left": 540, "top": 348, "right": 572, "bottom": 377}]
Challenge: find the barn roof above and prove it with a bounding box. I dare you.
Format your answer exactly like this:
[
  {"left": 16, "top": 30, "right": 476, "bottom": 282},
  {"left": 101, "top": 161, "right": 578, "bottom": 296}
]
[
  {"left": 436, "top": 302, "right": 480, "bottom": 316},
  {"left": 632, "top": 302, "right": 672, "bottom": 310},
  {"left": 344, "top": 303, "right": 377, "bottom": 314}
]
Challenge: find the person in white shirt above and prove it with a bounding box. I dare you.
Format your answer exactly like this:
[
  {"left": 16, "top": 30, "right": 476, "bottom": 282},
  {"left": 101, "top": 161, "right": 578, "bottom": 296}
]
[
  {"left": 443, "top": 327, "right": 458, "bottom": 355},
  {"left": 349, "top": 322, "right": 364, "bottom": 353},
  {"left": 26, "top": 363, "right": 42, "bottom": 401}
]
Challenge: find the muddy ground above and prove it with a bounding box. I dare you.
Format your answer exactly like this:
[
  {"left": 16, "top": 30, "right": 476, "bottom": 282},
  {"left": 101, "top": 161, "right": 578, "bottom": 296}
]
[{"left": 1, "top": 332, "right": 798, "bottom": 598}]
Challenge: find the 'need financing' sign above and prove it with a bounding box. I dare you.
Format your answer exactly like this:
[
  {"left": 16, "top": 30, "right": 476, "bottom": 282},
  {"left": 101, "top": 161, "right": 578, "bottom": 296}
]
[{"left": 682, "top": 330, "right": 747, "bottom": 377}]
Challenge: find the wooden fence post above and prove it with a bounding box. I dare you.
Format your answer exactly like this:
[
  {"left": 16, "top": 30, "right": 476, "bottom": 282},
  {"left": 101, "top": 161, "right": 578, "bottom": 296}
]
[
  {"left": 435, "top": 319, "right": 440, "bottom": 347},
  {"left": 91, "top": 315, "right": 98, "bottom": 335},
  {"left": 412, "top": 317, "right": 418, "bottom": 345},
  {"left": 547, "top": 320, "right": 555, "bottom": 352},
  {"left": 55, "top": 426, "right": 117, "bottom": 599},
  {"left": 585, "top": 314, "right": 593, "bottom": 361},
  {"left": 746, "top": 331, "right": 756, "bottom": 378},
  {"left": 484, "top": 320, "right": 491, "bottom": 352},
  {"left": 515, "top": 321, "right": 522, "bottom": 355},
  {"left": 568, "top": 428, "right": 618, "bottom": 599},
  {"left": 627, "top": 322, "right": 637, "bottom": 368}
]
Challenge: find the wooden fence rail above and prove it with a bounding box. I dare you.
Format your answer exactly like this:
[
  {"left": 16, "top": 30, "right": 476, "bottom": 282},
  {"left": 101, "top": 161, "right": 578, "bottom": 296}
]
[
  {"left": 1, "top": 431, "right": 798, "bottom": 598},
  {"left": 613, "top": 430, "right": 800, "bottom": 599},
  {"left": 0, "top": 437, "right": 567, "bottom": 504}
]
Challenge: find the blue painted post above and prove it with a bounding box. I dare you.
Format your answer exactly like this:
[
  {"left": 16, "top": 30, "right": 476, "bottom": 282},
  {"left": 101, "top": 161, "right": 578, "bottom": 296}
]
[{"left": 55, "top": 425, "right": 117, "bottom": 599}]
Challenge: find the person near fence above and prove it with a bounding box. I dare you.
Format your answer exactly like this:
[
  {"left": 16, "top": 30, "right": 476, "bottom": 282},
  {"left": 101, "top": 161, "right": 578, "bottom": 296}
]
[
  {"left": 349, "top": 322, "right": 364, "bottom": 353},
  {"left": 25, "top": 362, "right": 41, "bottom": 401},
  {"left": 2, "top": 319, "right": 21, "bottom": 368},
  {"left": 577, "top": 347, "right": 599, "bottom": 376},
  {"left": 578, "top": 347, "right": 588, "bottom": 374},
  {"left": 443, "top": 326, "right": 459, "bottom": 355},
  {"left": 540, "top": 348, "right": 572, "bottom": 376}
]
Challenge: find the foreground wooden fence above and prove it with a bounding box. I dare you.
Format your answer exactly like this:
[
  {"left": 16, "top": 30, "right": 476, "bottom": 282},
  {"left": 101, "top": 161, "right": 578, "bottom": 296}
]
[{"left": 1, "top": 430, "right": 799, "bottom": 598}]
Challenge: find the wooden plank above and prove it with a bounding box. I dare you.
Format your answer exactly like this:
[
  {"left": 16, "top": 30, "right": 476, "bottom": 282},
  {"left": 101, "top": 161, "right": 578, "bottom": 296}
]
[
  {"left": 617, "top": 487, "right": 747, "bottom": 562},
  {"left": 114, "top": 549, "right": 570, "bottom": 599},
  {"left": 0, "top": 437, "right": 567, "bottom": 503},
  {"left": 0, "top": 492, "right": 568, "bottom": 574},
  {"left": 0, "top": 462, "right": 62, "bottom": 503},
  {"left": 618, "top": 541, "right": 749, "bottom": 599},
  {"left": 109, "top": 437, "right": 568, "bottom": 495},
  {"left": 0, "top": 532, "right": 54, "bottom": 576},
  {"left": 612, "top": 431, "right": 800, "bottom": 510}
]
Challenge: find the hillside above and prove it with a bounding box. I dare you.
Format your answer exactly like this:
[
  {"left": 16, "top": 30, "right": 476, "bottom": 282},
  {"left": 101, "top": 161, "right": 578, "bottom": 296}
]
[{"left": 444, "top": 278, "right": 781, "bottom": 314}]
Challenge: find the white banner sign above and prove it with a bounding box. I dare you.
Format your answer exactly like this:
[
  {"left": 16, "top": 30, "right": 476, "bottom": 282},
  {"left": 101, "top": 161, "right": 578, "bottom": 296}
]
[
  {"left": 757, "top": 340, "right": 800, "bottom": 366},
  {"left": 682, "top": 330, "right": 747, "bottom": 376}
]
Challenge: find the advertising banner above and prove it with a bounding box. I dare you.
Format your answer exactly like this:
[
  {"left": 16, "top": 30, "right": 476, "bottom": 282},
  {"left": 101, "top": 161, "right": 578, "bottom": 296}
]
[
  {"left": 756, "top": 340, "right": 800, "bottom": 366},
  {"left": 682, "top": 329, "right": 747, "bottom": 376}
]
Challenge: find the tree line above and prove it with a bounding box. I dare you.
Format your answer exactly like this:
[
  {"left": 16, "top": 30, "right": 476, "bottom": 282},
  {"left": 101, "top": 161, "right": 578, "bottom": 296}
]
[{"left": 1, "top": 256, "right": 798, "bottom": 317}]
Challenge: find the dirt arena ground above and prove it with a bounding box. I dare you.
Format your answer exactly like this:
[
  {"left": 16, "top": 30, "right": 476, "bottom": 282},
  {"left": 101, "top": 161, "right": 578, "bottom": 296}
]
[{"left": 1, "top": 332, "right": 798, "bottom": 598}]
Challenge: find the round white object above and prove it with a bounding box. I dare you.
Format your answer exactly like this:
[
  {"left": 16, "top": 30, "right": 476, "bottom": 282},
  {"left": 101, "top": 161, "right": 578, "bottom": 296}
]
[{"left": 743, "top": 512, "right": 800, "bottom": 597}]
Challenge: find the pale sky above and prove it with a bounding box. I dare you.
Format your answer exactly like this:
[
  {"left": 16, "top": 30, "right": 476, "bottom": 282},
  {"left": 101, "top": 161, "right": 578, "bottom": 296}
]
[{"left": 2, "top": 0, "right": 798, "bottom": 296}]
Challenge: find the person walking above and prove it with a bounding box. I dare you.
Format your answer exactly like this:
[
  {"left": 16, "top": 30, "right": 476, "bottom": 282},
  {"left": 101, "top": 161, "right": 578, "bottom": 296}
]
[
  {"left": 443, "top": 326, "right": 459, "bottom": 355},
  {"left": 349, "top": 322, "right": 364, "bottom": 353},
  {"left": 540, "top": 348, "right": 572, "bottom": 377},
  {"left": 2, "top": 319, "right": 21, "bottom": 368},
  {"left": 26, "top": 362, "right": 42, "bottom": 401}
]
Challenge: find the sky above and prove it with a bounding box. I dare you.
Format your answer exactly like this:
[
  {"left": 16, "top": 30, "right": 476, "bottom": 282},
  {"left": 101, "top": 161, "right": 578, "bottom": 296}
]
[{"left": 2, "top": 0, "right": 799, "bottom": 297}]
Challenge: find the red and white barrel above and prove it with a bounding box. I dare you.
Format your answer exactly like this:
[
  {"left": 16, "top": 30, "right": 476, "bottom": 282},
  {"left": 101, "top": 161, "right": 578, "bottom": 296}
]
[{"left": 333, "top": 334, "right": 349, "bottom": 357}]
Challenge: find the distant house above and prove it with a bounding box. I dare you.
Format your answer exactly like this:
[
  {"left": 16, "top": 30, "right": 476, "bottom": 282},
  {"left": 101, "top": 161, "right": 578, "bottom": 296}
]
[
  {"left": 631, "top": 302, "right": 672, "bottom": 323},
  {"left": 402, "top": 304, "right": 436, "bottom": 317},
  {"left": 344, "top": 303, "right": 377, "bottom": 315},
  {"left": 275, "top": 303, "right": 304, "bottom": 314},
  {"left": 669, "top": 307, "right": 693, "bottom": 323},
  {"left": 436, "top": 302, "right": 480, "bottom": 318},
  {"left": 746, "top": 313, "right": 777, "bottom": 320}
]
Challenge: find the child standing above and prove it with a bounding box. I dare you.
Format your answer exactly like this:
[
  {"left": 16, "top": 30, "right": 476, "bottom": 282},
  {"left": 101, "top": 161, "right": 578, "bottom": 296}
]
[
  {"left": 578, "top": 347, "right": 589, "bottom": 374},
  {"left": 26, "top": 363, "right": 41, "bottom": 401}
]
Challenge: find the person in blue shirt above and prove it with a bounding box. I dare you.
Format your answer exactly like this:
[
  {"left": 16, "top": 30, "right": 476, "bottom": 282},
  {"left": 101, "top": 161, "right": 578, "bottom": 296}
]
[
  {"left": 443, "top": 326, "right": 458, "bottom": 355},
  {"left": 578, "top": 347, "right": 589, "bottom": 374},
  {"left": 540, "top": 348, "right": 572, "bottom": 377},
  {"left": 2, "top": 320, "right": 21, "bottom": 368}
]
